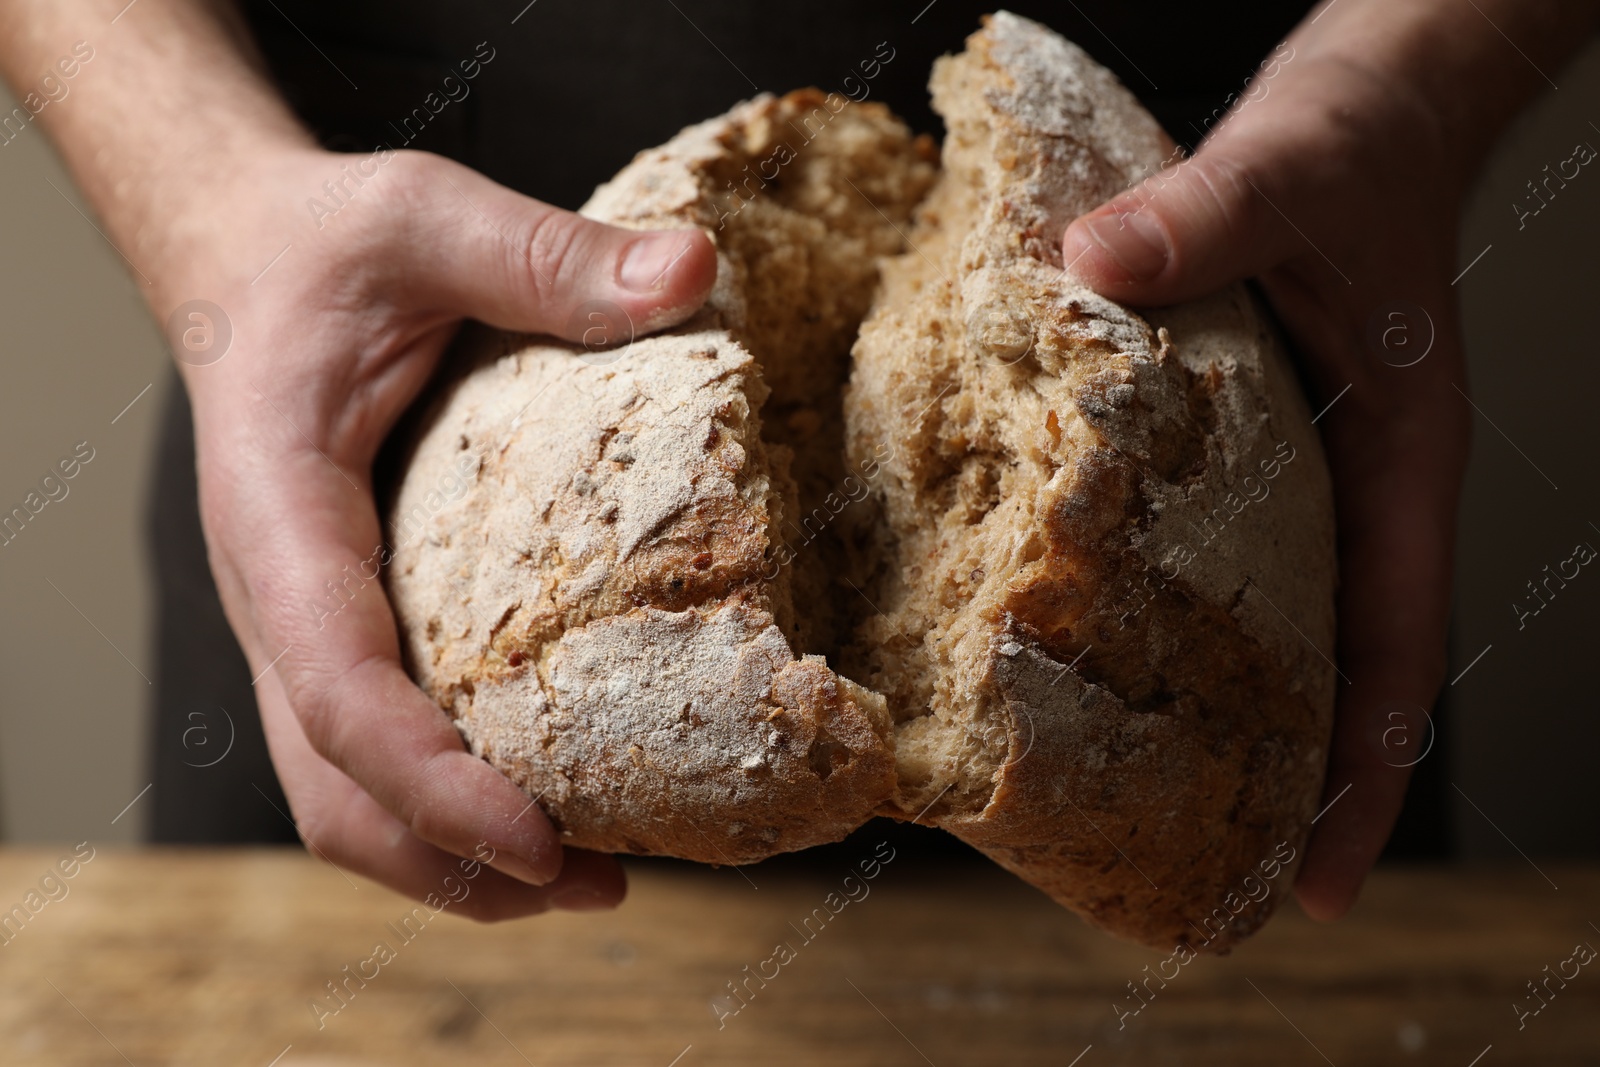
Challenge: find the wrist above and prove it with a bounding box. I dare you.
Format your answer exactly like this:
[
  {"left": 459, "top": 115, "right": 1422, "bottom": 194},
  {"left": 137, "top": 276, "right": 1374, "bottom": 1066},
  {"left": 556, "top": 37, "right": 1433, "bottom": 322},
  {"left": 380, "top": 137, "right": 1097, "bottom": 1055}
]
[
  {"left": 149, "top": 141, "right": 329, "bottom": 301},
  {"left": 0, "top": 0, "right": 319, "bottom": 314}
]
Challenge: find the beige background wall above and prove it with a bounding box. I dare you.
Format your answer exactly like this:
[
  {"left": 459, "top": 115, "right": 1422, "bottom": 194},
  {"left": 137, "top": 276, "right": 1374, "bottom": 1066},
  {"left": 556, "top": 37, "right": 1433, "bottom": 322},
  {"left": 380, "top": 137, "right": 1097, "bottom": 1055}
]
[
  {"left": 1, "top": 40, "right": 1596, "bottom": 852},
  {"left": 0, "top": 88, "right": 168, "bottom": 844}
]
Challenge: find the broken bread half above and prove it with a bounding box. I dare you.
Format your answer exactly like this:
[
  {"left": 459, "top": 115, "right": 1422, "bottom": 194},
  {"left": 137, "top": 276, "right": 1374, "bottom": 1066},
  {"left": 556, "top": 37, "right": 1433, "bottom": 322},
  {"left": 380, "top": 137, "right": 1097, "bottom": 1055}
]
[
  {"left": 386, "top": 12, "right": 1336, "bottom": 952},
  {"left": 387, "top": 88, "right": 935, "bottom": 868}
]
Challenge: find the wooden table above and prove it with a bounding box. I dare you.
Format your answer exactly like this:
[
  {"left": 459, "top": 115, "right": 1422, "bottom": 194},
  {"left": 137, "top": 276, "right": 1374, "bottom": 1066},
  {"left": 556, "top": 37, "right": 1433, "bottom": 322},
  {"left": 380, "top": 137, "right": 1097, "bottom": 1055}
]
[{"left": 0, "top": 846, "right": 1594, "bottom": 1066}]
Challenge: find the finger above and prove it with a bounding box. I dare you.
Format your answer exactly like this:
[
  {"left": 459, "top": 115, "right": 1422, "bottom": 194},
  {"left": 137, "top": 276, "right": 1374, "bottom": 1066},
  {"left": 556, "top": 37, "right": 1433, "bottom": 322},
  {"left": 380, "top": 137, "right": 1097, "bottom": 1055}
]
[
  {"left": 203, "top": 428, "right": 571, "bottom": 886},
  {"left": 390, "top": 153, "right": 717, "bottom": 338},
  {"left": 1293, "top": 436, "right": 1463, "bottom": 920},
  {"left": 257, "top": 685, "right": 626, "bottom": 917},
  {"left": 1057, "top": 54, "right": 1393, "bottom": 306},
  {"left": 1059, "top": 143, "right": 1318, "bottom": 306},
  {"left": 1261, "top": 268, "right": 1469, "bottom": 920}
]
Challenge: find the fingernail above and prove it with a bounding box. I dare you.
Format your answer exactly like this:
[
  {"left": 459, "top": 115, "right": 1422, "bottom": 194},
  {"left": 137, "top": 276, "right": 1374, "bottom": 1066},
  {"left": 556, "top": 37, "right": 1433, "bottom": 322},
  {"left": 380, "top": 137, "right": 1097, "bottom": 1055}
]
[
  {"left": 550, "top": 887, "right": 617, "bottom": 912},
  {"left": 1072, "top": 209, "right": 1168, "bottom": 282},
  {"left": 619, "top": 233, "right": 693, "bottom": 292}
]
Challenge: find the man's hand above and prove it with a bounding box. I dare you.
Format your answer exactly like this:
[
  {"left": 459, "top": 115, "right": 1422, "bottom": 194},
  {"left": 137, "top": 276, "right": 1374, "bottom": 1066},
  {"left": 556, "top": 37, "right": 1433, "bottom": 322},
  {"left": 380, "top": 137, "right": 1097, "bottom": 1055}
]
[
  {"left": 1060, "top": 0, "right": 1598, "bottom": 919},
  {"left": 0, "top": 0, "right": 716, "bottom": 917},
  {"left": 179, "top": 147, "right": 715, "bottom": 916}
]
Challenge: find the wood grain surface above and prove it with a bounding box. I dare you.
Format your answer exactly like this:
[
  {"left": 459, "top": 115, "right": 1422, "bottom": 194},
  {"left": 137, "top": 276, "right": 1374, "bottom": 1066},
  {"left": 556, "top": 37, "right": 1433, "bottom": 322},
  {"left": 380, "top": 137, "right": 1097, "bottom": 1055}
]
[{"left": 0, "top": 846, "right": 1594, "bottom": 1066}]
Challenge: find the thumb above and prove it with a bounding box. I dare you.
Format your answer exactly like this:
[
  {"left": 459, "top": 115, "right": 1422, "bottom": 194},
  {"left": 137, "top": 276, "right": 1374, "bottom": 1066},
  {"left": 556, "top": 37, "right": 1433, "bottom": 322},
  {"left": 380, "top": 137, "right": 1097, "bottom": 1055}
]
[
  {"left": 401, "top": 155, "right": 718, "bottom": 341},
  {"left": 1060, "top": 151, "right": 1311, "bottom": 307}
]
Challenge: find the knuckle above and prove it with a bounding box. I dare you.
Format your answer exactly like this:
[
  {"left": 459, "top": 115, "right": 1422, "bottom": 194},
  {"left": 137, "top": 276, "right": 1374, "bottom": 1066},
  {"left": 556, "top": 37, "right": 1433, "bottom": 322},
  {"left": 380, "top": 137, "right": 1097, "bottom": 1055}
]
[
  {"left": 1315, "top": 56, "right": 1446, "bottom": 177},
  {"left": 284, "top": 652, "right": 383, "bottom": 763},
  {"left": 513, "top": 207, "right": 586, "bottom": 302},
  {"left": 290, "top": 679, "right": 342, "bottom": 758},
  {"left": 290, "top": 806, "right": 380, "bottom": 893},
  {"left": 395, "top": 750, "right": 459, "bottom": 846},
  {"left": 291, "top": 806, "right": 338, "bottom": 858},
  {"left": 402, "top": 798, "right": 448, "bottom": 848},
  {"left": 1189, "top": 154, "right": 1264, "bottom": 239},
  {"left": 341, "top": 150, "right": 454, "bottom": 263},
  {"left": 373, "top": 149, "right": 450, "bottom": 215}
]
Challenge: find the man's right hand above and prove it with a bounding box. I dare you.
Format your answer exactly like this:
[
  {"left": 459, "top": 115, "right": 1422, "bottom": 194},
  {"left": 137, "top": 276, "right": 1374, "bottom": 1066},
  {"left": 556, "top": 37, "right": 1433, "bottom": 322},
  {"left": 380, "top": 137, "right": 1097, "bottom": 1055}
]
[
  {"left": 172, "top": 146, "right": 716, "bottom": 917},
  {"left": 0, "top": 0, "right": 716, "bottom": 919}
]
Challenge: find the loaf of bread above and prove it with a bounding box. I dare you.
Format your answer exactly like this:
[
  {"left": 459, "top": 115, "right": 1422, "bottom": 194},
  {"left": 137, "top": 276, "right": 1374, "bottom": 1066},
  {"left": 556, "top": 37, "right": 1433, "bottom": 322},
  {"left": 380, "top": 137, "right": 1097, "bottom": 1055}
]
[{"left": 386, "top": 12, "right": 1336, "bottom": 952}]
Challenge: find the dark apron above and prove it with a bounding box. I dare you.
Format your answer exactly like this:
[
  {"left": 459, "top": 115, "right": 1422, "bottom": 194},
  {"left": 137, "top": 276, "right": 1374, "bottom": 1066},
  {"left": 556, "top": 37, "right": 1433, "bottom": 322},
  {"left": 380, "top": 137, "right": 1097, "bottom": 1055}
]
[{"left": 148, "top": 0, "right": 1314, "bottom": 844}]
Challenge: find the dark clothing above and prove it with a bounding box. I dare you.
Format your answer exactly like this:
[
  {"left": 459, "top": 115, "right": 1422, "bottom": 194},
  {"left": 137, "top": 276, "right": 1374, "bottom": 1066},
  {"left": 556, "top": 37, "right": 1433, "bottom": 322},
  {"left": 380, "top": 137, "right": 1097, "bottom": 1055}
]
[
  {"left": 149, "top": 1, "right": 1324, "bottom": 843},
  {"left": 147, "top": 380, "right": 295, "bottom": 841},
  {"left": 239, "top": 0, "right": 1310, "bottom": 208}
]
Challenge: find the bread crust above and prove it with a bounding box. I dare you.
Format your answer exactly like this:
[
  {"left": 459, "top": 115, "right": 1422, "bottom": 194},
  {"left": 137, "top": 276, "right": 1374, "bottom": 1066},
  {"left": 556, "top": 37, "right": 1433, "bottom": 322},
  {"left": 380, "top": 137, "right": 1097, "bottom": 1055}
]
[{"left": 845, "top": 13, "right": 1336, "bottom": 951}]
